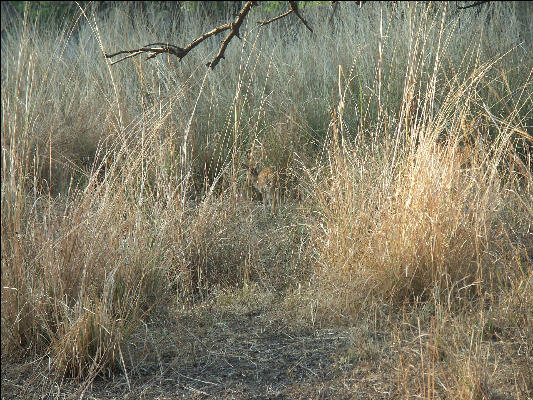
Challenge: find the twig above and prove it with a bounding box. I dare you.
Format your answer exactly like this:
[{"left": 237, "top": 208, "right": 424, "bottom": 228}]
[
  {"left": 258, "top": 1, "right": 313, "bottom": 33},
  {"left": 456, "top": 1, "right": 490, "bottom": 10},
  {"left": 288, "top": 1, "right": 313, "bottom": 33},
  {"left": 328, "top": 1, "right": 339, "bottom": 25},
  {"left": 105, "top": 44, "right": 186, "bottom": 65},
  {"left": 259, "top": 8, "right": 293, "bottom": 27}
]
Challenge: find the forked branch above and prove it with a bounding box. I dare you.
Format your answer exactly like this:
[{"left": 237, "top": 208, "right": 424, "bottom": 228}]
[
  {"left": 259, "top": 1, "right": 313, "bottom": 32},
  {"left": 105, "top": 1, "right": 257, "bottom": 68},
  {"left": 105, "top": 1, "right": 316, "bottom": 69},
  {"left": 209, "top": 0, "right": 256, "bottom": 69}
]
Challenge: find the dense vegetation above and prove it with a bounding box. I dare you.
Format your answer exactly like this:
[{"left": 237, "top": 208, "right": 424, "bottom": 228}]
[{"left": 2, "top": 2, "right": 531, "bottom": 398}]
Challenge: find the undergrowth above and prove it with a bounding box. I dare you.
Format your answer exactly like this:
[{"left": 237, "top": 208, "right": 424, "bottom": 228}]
[{"left": 1, "top": 1, "right": 531, "bottom": 397}]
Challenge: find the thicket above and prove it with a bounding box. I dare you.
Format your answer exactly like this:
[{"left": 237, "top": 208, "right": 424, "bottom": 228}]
[{"left": 2, "top": 2, "right": 531, "bottom": 396}]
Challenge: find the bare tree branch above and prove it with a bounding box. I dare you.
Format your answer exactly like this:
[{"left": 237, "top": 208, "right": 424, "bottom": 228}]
[
  {"left": 208, "top": 0, "right": 256, "bottom": 69},
  {"left": 105, "top": 44, "right": 186, "bottom": 65},
  {"left": 258, "top": 8, "right": 293, "bottom": 27},
  {"left": 288, "top": 1, "right": 313, "bottom": 33},
  {"left": 456, "top": 1, "right": 490, "bottom": 10},
  {"left": 328, "top": 1, "right": 339, "bottom": 25},
  {"left": 105, "top": 1, "right": 257, "bottom": 68},
  {"left": 105, "top": 1, "right": 478, "bottom": 70},
  {"left": 104, "top": 1, "right": 327, "bottom": 69},
  {"left": 258, "top": 1, "right": 314, "bottom": 32},
  {"left": 258, "top": 1, "right": 313, "bottom": 33}
]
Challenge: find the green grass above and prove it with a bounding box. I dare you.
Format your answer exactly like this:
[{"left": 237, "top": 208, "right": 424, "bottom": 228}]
[{"left": 1, "top": 1, "right": 531, "bottom": 398}]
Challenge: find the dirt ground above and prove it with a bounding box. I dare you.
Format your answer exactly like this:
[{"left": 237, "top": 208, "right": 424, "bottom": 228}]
[
  {"left": 2, "top": 294, "right": 530, "bottom": 400},
  {"left": 2, "top": 304, "right": 398, "bottom": 400}
]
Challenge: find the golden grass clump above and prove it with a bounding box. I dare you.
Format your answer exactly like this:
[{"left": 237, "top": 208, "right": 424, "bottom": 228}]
[
  {"left": 306, "top": 61, "right": 532, "bottom": 319},
  {"left": 1, "top": 184, "right": 170, "bottom": 378}
]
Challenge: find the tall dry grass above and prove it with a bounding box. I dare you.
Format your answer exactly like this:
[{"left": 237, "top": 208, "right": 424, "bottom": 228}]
[
  {"left": 307, "top": 59, "right": 532, "bottom": 317},
  {"left": 1, "top": 1, "right": 531, "bottom": 395}
]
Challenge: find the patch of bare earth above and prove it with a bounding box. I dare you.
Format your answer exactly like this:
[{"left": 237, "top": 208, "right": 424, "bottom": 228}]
[
  {"left": 2, "top": 296, "right": 530, "bottom": 399},
  {"left": 2, "top": 303, "right": 397, "bottom": 399}
]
